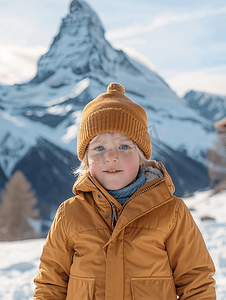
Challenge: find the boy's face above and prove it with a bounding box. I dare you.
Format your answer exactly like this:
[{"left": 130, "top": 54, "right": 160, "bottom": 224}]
[{"left": 87, "top": 133, "right": 140, "bottom": 190}]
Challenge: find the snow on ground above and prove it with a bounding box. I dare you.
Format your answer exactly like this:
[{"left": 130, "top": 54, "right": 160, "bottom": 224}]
[
  {"left": 184, "top": 190, "right": 226, "bottom": 299},
  {"left": 0, "top": 189, "right": 225, "bottom": 299},
  {"left": 0, "top": 239, "right": 44, "bottom": 300}
]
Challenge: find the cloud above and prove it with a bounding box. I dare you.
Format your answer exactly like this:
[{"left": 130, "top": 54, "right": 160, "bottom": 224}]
[
  {"left": 106, "top": 6, "right": 226, "bottom": 40},
  {"left": 164, "top": 66, "right": 226, "bottom": 97},
  {"left": 0, "top": 45, "right": 47, "bottom": 85}
]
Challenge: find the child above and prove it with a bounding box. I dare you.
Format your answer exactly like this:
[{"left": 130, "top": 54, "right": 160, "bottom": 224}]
[{"left": 34, "top": 83, "right": 216, "bottom": 300}]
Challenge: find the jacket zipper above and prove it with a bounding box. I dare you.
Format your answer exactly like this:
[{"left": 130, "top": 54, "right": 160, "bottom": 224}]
[
  {"left": 88, "top": 174, "right": 118, "bottom": 229},
  {"left": 88, "top": 175, "right": 166, "bottom": 229},
  {"left": 118, "top": 178, "right": 165, "bottom": 218}
]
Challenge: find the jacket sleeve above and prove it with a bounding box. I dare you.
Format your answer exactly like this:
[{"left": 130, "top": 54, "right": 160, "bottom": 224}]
[
  {"left": 33, "top": 202, "right": 74, "bottom": 300},
  {"left": 165, "top": 198, "right": 216, "bottom": 300}
]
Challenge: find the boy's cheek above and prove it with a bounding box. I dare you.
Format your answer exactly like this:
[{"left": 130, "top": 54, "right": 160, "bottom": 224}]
[
  {"left": 123, "top": 153, "right": 139, "bottom": 165},
  {"left": 123, "top": 155, "right": 140, "bottom": 173},
  {"left": 124, "top": 164, "right": 139, "bottom": 176},
  {"left": 88, "top": 152, "right": 107, "bottom": 167},
  {"left": 89, "top": 160, "right": 102, "bottom": 176}
]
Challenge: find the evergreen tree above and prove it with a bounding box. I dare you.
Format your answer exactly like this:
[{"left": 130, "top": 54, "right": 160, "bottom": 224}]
[
  {"left": 0, "top": 171, "right": 40, "bottom": 241},
  {"left": 206, "top": 133, "right": 226, "bottom": 193}
]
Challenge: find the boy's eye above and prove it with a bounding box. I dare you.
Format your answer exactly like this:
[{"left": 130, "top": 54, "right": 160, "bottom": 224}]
[
  {"left": 95, "top": 146, "right": 105, "bottom": 151},
  {"left": 119, "top": 144, "right": 129, "bottom": 150}
]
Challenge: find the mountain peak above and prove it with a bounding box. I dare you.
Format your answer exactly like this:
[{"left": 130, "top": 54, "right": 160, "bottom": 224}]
[
  {"left": 33, "top": 0, "right": 105, "bottom": 82},
  {"left": 184, "top": 90, "right": 226, "bottom": 122},
  {"left": 32, "top": 0, "right": 142, "bottom": 84},
  {"left": 69, "top": 0, "right": 101, "bottom": 20}
]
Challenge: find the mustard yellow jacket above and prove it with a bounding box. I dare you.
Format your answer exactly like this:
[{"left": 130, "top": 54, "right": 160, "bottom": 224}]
[{"left": 34, "top": 161, "right": 216, "bottom": 300}]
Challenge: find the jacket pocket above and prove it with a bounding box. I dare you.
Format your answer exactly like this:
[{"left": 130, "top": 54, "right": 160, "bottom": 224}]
[
  {"left": 66, "top": 275, "right": 95, "bottom": 300},
  {"left": 131, "top": 276, "right": 177, "bottom": 300}
]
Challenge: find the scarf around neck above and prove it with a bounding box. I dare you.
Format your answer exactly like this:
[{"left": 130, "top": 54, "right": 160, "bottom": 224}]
[
  {"left": 106, "top": 165, "right": 164, "bottom": 205},
  {"left": 107, "top": 172, "right": 146, "bottom": 205}
]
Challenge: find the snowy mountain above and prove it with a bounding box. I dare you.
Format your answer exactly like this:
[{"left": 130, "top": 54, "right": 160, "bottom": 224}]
[
  {"left": 0, "top": 0, "right": 218, "bottom": 231},
  {"left": 184, "top": 90, "right": 226, "bottom": 123}
]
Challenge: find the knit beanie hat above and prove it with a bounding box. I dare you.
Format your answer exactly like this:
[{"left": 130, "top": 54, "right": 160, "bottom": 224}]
[{"left": 77, "top": 82, "right": 151, "bottom": 161}]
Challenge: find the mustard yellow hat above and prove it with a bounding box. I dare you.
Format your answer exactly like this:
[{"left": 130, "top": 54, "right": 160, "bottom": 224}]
[{"left": 77, "top": 82, "right": 151, "bottom": 161}]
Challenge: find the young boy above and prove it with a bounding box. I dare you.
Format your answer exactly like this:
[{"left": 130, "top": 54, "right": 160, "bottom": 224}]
[{"left": 34, "top": 83, "right": 216, "bottom": 300}]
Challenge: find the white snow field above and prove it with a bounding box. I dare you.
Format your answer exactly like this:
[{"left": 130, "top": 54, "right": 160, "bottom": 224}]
[{"left": 0, "top": 189, "right": 225, "bottom": 299}]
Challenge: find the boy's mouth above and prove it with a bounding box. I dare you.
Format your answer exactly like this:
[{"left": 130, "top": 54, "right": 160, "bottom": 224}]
[{"left": 103, "top": 170, "right": 122, "bottom": 173}]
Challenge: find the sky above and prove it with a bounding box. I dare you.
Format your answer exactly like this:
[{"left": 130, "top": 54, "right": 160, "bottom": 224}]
[{"left": 0, "top": 0, "right": 226, "bottom": 97}]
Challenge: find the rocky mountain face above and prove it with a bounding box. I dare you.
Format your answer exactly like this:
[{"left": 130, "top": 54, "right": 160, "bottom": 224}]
[
  {"left": 0, "top": 0, "right": 218, "bottom": 235},
  {"left": 184, "top": 90, "right": 226, "bottom": 123}
]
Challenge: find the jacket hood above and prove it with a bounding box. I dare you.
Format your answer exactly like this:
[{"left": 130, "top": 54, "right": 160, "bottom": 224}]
[
  {"left": 145, "top": 160, "right": 175, "bottom": 194},
  {"left": 72, "top": 160, "right": 175, "bottom": 196}
]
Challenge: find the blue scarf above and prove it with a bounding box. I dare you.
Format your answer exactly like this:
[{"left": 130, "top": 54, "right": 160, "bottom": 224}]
[{"left": 107, "top": 172, "right": 146, "bottom": 205}]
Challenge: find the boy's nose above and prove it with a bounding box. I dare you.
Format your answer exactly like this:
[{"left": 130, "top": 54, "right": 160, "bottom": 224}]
[{"left": 105, "top": 150, "right": 118, "bottom": 163}]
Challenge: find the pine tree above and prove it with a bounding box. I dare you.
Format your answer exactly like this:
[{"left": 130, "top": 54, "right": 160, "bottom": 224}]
[
  {"left": 206, "top": 133, "right": 226, "bottom": 193},
  {"left": 0, "top": 171, "right": 40, "bottom": 241}
]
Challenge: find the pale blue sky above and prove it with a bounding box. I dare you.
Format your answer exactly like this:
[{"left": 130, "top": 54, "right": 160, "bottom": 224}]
[{"left": 0, "top": 0, "right": 226, "bottom": 96}]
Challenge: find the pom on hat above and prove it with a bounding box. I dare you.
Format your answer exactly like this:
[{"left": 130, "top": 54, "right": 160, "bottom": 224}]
[
  {"left": 107, "top": 82, "right": 125, "bottom": 94},
  {"left": 77, "top": 82, "right": 152, "bottom": 161}
]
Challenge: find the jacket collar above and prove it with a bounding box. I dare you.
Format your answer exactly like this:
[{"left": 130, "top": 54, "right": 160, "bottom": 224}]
[
  {"left": 73, "top": 161, "right": 175, "bottom": 239},
  {"left": 146, "top": 160, "right": 175, "bottom": 195}
]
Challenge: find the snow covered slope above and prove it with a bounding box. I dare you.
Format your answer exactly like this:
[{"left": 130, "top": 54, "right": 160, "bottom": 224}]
[
  {"left": 0, "top": 189, "right": 225, "bottom": 299},
  {"left": 0, "top": 0, "right": 218, "bottom": 225}
]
